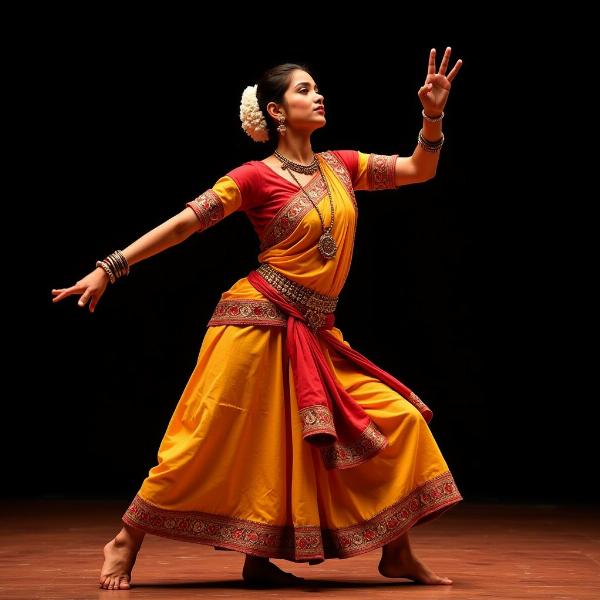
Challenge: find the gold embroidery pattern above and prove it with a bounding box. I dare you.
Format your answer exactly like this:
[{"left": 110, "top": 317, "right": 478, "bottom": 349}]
[
  {"left": 407, "top": 391, "right": 430, "bottom": 414},
  {"left": 367, "top": 153, "right": 398, "bottom": 190},
  {"left": 319, "top": 151, "right": 359, "bottom": 291},
  {"left": 320, "top": 151, "right": 358, "bottom": 210},
  {"left": 207, "top": 299, "right": 287, "bottom": 327},
  {"left": 326, "top": 470, "right": 463, "bottom": 558},
  {"left": 122, "top": 493, "right": 323, "bottom": 561},
  {"left": 319, "top": 420, "right": 388, "bottom": 470},
  {"left": 260, "top": 177, "right": 328, "bottom": 251},
  {"left": 185, "top": 189, "right": 225, "bottom": 232},
  {"left": 299, "top": 404, "right": 335, "bottom": 437},
  {"left": 121, "top": 470, "right": 462, "bottom": 561}
]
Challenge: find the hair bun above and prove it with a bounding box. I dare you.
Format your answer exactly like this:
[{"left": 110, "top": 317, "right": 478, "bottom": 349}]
[{"left": 240, "top": 84, "right": 269, "bottom": 142}]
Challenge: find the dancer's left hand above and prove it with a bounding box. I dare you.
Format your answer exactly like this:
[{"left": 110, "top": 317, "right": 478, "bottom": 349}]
[{"left": 418, "top": 47, "right": 463, "bottom": 117}]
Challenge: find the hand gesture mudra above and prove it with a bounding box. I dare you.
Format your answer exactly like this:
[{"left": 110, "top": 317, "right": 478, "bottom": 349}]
[
  {"left": 418, "top": 47, "right": 463, "bottom": 117},
  {"left": 51, "top": 267, "right": 109, "bottom": 313}
]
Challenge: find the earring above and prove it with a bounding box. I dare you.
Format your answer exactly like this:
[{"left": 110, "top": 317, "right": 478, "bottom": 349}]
[{"left": 277, "top": 114, "right": 287, "bottom": 135}]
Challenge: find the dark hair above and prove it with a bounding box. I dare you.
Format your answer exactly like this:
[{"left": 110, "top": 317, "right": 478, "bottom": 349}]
[{"left": 256, "top": 62, "right": 313, "bottom": 144}]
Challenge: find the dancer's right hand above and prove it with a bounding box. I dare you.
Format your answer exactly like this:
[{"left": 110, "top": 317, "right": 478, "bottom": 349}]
[{"left": 51, "top": 267, "right": 110, "bottom": 313}]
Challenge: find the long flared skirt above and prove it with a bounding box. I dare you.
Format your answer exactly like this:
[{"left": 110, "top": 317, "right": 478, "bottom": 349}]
[{"left": 121, "top": 322, "right": 463, "bottom": 563}]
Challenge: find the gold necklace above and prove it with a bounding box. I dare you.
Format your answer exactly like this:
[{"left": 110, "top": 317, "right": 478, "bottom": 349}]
[
  {"left": 273, "top": 150, "right": 319, "bottom": 174},
  {"left": 280, "top": 155, "right": 337, "bottom": 261}
]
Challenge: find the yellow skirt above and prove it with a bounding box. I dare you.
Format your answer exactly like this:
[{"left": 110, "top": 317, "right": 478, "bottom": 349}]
[{"left": 122, "top": 322, "right": 463, "bottom": 563}]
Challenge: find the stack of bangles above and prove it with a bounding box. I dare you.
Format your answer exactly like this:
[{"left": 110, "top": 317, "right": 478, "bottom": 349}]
[
  {"left": 418, "top": 129, "right": 444, "bottom": 152},
  {"left": 95, "top": 250, "right": 130, "bottom": 284},
  {"left": 417, "top": 109, "right": 445, "bottom": 152}
]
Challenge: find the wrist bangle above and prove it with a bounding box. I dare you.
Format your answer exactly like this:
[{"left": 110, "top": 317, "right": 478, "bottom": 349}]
[
  {"left": 422, "top": 109, "right": 444, "bottom": 122},
  {"left": 417, "top": 129, "right": 445, "bottom": 152},
  {"left": 96, "top": 260, "right": 116, "bottom": 284},
  {"left": 95, "top": 250, "right": 130, "bottom": 284}
]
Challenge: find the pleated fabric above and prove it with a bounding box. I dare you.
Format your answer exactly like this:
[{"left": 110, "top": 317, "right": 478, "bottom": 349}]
[{"left": 122, "top": 150, "right": 463, "bottom": 562}]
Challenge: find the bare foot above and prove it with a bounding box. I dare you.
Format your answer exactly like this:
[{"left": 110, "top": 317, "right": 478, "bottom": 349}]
[
  {"left": 242, "top": 555, "right": 305, "bottom": 586},
  {"left": 99, "top": 527, "right": 144, "bottom": 590},
  {"left": 378, "top": 551, "right": 453, "bottom": 585}
]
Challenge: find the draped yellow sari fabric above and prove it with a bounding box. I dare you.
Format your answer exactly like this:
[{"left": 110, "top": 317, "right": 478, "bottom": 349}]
[{"left": 122, "top": 151, "right": 463, "bottom": 562}]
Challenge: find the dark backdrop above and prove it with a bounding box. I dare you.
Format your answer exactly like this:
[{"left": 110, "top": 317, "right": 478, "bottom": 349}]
[{"left": 9, "top": 16, "right": 592, "bottom": 505}]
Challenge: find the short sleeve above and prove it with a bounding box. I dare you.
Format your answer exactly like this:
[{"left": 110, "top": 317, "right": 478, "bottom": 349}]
[
  {"left": 185, "top": 162, "right": 261, "bottom": 233},
  {"left": 332, "top": 150, "right": 399, "bottom": 191}
]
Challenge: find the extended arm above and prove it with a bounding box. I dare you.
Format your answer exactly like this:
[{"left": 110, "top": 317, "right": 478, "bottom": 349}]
[
  {"left": 51, "top": 206, "right": 207, "bottom": 312},
  {"left": 114, "top": 208, "right": 201, "bottom": 268}
]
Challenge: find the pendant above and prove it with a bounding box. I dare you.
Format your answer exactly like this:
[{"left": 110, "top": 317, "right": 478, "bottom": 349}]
[{"left": 318, "top": 230, "right": 337, "bottom": 260}]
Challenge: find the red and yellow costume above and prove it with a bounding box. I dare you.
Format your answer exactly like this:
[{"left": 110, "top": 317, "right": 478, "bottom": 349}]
[{"left": 122, "top": 150, "right": 463, "bottom": 563}]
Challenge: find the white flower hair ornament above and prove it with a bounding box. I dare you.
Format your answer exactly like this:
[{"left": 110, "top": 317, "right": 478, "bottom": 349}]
[{"left": 240, "top": 84, "right": 269, "bottom": 142}]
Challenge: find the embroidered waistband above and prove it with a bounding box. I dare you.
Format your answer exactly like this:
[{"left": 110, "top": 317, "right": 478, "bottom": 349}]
[
  {"left": 206, "top": 298, "right": 287, "bottom": 328},
  {"left": 255, "top": 263, "right": 338, "bottom": 332}
]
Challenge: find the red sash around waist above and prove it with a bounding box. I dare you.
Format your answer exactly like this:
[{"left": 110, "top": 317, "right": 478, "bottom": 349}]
[{"left": 247, "top": 267, "right": 433, "bottom": 471}]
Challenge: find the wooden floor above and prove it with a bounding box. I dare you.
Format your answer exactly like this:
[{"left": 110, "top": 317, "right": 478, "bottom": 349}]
[{"left": 0, "top": 499, "right": 598, "bottom": 599}]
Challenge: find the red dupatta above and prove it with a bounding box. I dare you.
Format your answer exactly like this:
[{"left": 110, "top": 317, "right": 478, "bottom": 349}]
[{"left": 247, "top": 268, "right": 433, "bottom": 471}]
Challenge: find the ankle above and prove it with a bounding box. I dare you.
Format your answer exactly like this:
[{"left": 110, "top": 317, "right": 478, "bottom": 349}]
[
  {"left": 115, "top": 526, "right": 145, "bottom": 549},
  {"left": 382, "top": 537, "right": 413, "bottom": 558}
]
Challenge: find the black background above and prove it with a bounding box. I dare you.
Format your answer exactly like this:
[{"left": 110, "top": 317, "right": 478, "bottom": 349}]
[{"left": 8, "top": 13, "right": 593, "bottom": 505}]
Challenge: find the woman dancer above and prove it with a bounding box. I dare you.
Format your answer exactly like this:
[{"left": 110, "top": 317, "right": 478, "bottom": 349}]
[{"left": 52, "top": 48, "right": 464, "bottom": 591}]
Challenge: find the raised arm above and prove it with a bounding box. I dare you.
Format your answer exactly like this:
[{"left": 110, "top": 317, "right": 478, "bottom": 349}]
[{"left": 394, "top": 46, "right": 463, "bottom": 186}]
